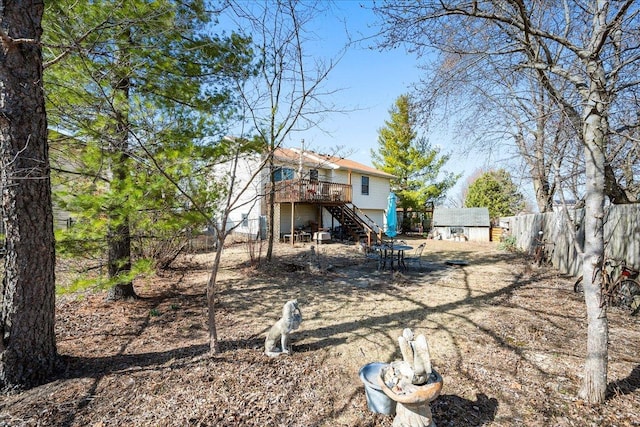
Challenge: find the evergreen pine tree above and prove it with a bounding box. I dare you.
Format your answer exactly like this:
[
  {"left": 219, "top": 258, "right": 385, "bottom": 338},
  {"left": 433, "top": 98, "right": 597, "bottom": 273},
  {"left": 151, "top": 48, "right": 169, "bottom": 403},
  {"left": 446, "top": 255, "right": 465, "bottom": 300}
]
[
  {"left": 44, "top": 0, "right": 254, "bottom": 298},
  {"left": 372, "top": 95, "right": 458, "bottom": 229}
]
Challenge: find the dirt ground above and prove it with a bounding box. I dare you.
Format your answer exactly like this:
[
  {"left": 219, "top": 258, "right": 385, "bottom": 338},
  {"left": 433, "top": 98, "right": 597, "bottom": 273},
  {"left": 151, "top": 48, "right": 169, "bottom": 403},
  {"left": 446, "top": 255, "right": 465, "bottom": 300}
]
[{"left": 1, "top": 237, "right": 639, "bottom": 426}]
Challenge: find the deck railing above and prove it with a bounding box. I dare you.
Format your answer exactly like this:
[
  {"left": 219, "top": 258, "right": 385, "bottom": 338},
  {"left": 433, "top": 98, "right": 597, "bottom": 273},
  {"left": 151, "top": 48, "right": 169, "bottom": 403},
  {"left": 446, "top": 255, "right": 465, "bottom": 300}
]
[{"left": 268, "top": 179, "right": 352, "bottom": 204}]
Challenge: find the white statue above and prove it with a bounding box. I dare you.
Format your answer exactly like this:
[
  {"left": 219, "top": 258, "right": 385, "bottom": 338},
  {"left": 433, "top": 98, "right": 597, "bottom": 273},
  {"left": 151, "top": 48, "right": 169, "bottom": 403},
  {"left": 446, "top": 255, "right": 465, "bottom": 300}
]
[{"left": 264, "top": 300, "right": 302, "bottom": 357}]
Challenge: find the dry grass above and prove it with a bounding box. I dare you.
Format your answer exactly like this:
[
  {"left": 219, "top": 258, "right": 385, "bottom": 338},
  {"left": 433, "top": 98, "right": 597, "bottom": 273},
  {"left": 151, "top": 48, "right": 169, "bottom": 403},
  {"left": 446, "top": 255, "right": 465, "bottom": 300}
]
[{"left": 1, "top": 238, "right": 639, "bottom": 426}]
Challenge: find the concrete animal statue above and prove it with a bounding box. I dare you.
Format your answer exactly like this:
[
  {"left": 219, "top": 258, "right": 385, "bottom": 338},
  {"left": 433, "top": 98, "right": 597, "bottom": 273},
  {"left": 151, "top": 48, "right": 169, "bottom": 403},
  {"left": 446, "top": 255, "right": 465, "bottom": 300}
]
[
  {"left": 264, "top": 299, "right": 302, "bottom": 357},
  {"left": 398, "top": 328, "right": 432, "bottom": 385}
]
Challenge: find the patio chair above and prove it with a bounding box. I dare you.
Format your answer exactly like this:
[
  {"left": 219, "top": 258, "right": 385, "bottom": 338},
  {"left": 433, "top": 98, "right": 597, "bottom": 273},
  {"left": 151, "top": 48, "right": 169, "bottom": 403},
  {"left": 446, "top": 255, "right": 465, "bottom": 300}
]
[
  {"left": 360, "top": 242, "right": 379, "bottom": 261},
  {"left": 404, "top": 243, "right": 425, "bottom": 268}
]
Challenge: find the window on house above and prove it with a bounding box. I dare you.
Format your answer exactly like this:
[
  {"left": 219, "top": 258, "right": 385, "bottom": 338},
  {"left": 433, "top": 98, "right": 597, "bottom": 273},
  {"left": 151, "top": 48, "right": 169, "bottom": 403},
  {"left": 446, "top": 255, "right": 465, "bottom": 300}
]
[
  {"left": 309, "top": 169, "right": 318, "bottom": 181},
  {"left": 241, "top": 213, "right": 249, "bottom": 227},
  {"left": 273, "top": 167, "right": 294, "bottom": 182},
  {"left": 361, "top": 176, "right": 369, "bottom": 195}
]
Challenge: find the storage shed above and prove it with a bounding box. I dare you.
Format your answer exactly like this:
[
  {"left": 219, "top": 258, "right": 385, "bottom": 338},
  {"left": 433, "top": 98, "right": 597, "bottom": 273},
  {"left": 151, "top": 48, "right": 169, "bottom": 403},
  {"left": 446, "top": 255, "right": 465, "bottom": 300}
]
[{"left": 432, "top": 207, "right": 491, "bottom": 242}]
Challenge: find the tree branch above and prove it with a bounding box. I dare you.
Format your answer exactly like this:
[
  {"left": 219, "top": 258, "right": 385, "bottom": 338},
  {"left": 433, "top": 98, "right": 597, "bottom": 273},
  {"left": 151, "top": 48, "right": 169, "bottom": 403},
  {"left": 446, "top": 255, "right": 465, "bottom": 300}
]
[{"left": 0, "top": 25, "right": 37, "bottom": 52}]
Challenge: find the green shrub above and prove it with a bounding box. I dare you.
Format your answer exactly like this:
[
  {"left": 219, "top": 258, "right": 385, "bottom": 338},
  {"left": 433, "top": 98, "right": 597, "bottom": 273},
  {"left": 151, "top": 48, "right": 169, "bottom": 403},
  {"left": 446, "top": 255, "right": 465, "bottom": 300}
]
[{"left": 498, "top": 234, "right": 518, "bottom": 252}]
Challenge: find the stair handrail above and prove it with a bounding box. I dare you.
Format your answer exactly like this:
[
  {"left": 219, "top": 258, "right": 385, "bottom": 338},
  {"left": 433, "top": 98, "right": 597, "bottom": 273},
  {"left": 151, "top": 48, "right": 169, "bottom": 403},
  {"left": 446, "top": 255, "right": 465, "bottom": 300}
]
[
  {"left": 350, "top": 204, "right": 384, "bottom": 243},
  {"left": 342, "top": 205, "right": 375, "bottom": 246},
  {"left": 323, "top": 203, "right": 385, "bottom": 247},
  {"left": 345, "top": 204, "right": 381, "bottom": 246}
]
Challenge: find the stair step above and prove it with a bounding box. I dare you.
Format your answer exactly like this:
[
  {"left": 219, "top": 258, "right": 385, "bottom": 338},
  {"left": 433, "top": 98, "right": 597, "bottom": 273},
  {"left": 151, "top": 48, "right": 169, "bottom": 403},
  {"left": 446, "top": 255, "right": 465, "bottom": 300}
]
[{"left": 322, "top": 202, "right": 385, "bottom": 246}]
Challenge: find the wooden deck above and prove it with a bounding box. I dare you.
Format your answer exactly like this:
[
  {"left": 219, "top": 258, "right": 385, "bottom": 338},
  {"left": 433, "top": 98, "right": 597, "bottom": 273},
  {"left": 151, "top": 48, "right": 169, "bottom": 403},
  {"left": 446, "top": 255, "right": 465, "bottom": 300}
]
[{"left": 269, "top": 179, "right": 352, "bottom": 204}]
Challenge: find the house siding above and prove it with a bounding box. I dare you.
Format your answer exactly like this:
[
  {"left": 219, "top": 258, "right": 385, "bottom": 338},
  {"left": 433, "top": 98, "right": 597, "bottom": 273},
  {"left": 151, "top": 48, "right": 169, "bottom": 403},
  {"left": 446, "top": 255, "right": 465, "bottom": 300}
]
[
  {"left": 352, "top": 173, "right": 390, "bottom": 210},
  {"left": 358, "top": 209, "right": 384, "bottom": 235},
  {"left": 279, "top": 203, "right": 317, "bottom": 237},
  {"left": 209, "top": 152, "right": 264, "bottom": 235},
  {"left": 212, "top": 146, "right": 394, "bottom": 241},
  {"left": 318, "top": 170, "right": 389, "bottom": 234}
]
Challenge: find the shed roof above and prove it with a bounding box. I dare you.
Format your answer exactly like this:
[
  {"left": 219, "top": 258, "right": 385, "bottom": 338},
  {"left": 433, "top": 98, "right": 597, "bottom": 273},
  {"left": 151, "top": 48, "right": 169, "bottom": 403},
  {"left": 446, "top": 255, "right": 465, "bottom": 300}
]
[{"left": 432, "top": 207, "right": 490, "bottom": 227}]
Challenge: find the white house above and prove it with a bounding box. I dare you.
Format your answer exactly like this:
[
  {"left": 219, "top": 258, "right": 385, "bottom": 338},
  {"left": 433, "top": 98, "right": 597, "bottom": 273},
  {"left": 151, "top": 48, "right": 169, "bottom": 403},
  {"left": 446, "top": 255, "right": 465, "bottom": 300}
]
[{"left": 215, "top": 146, "right": 396, "bottom": 245}]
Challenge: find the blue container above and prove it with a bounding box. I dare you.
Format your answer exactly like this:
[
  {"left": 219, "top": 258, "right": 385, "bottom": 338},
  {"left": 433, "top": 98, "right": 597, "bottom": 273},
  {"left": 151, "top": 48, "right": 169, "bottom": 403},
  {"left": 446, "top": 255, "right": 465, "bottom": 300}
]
[{"left": 359, "top": 362, "right": 396, "bottom": 415}]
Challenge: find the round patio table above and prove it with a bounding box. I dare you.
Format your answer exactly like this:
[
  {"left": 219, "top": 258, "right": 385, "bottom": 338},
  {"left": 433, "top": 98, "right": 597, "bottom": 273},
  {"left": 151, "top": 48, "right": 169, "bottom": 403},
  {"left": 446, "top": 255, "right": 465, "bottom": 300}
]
[{"left": 372, "top": 244, "right": 413, "bottom": 271}]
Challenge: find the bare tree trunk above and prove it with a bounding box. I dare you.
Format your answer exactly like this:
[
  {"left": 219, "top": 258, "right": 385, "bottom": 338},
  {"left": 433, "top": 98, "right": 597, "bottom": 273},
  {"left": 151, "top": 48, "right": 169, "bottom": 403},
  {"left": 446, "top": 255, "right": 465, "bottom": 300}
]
[
  {"left": 579, "top": 58, "right": 609, "bottom": 404},
  {"left": 374, "top": 0, "right": 639, "bottom": 406},
  {"left": 0, "top": 0, "right": 57, "bottom": 389},
  {"left": 205, "top": 146, "right": 263, "bottom": 353},
  {"left": 207, "top": 240, "right": 224, "bottom": 354},
  {"left": 532, "top": 177, "right": 554, "bottom": 213},
  {"left": 226, "top": 1, "right": 341, "bottom": 264},
  {"left": 266, "top": 153, "right": 276, "bottom": 262},
  {"left": 604, "top": 164, "right": 631, "bottom": 204},
  {"left": 532, "top": 114, "right": 555, "bottom": 213}
]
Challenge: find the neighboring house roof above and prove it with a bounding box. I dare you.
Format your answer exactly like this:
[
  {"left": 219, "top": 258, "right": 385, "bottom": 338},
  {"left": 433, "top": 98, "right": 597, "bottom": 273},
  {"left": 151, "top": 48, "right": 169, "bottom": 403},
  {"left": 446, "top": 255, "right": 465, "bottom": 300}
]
[
  {"left": 273, "top": 147, "right": 395, "bottom": 179},
  {"left": 432, "top": 207, "right": 490, "bottom": 227}
]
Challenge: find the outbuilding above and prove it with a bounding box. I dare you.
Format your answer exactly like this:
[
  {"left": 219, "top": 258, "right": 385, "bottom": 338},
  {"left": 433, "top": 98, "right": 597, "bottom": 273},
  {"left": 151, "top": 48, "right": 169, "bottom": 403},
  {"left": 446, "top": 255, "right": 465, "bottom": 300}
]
[{"left": 431, "top": 207, "right": 491, "bottom": 242}]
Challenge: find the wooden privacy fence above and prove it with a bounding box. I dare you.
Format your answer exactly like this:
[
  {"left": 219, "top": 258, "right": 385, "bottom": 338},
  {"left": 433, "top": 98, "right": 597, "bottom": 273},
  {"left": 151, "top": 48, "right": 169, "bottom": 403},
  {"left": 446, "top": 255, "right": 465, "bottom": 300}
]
[
  {"left": 490, "top": 227, "right": 503, "bottom": 242},
  {"left": 502, "top": 204, "right": 640, "bottom": 277}
]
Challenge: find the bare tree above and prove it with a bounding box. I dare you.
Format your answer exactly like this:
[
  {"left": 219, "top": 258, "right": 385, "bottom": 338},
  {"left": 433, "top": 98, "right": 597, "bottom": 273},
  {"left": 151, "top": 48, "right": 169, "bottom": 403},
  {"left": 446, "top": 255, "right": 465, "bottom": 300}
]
[
  {"left": 223, "top": 0, "right": 344, "bottom": 262},
  {"left": 135, "top": 133, "right": 267, "bottom": 353},
  {"left": 0, "top": 0, "right": 57, "bottom": 389},
  {"left": 508, "top": 80, "right": 580, "bottom": 212},
  {"left": 408, "top": 36, "right": 581, "bottom": 212},
  {"left": 374, "top": 0, "right": 640, "bottom": 404}
]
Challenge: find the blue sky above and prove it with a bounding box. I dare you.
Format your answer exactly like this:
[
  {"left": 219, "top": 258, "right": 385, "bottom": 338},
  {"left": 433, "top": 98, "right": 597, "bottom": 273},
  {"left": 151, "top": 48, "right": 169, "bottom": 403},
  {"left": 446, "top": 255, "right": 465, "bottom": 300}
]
[
  {"left": 221, "top": 1, "right": 517, "bottom": 204},
  {"left": 281, "top": 1, "right": 498, "bottom": 203},
  {"left": 286, "top": 2, "right": 427, "bottom": 166}
]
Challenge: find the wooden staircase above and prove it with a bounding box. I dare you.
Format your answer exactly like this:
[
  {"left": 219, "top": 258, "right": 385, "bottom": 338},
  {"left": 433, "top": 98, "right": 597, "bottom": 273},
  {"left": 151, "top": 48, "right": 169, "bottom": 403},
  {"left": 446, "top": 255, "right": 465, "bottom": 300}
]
[{"left": 323, "top": 203, "right": 384, "bottom": 247}]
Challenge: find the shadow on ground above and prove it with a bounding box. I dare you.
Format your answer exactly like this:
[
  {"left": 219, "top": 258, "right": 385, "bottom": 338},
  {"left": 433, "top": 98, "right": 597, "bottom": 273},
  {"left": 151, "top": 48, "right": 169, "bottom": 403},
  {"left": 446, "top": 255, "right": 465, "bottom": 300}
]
[{"left": 432, "top": 393, "right": 499, "bottom": 426}]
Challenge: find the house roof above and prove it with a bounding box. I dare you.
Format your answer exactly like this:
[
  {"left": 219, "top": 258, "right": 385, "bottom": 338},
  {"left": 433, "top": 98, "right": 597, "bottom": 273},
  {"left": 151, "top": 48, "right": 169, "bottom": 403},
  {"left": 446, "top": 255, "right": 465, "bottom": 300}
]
[
  {"left": 274, "top": 147, "right": 395, "bottom": 179},
  {"left": 432, "top": 207, "right": 490, "bottom": 227}
]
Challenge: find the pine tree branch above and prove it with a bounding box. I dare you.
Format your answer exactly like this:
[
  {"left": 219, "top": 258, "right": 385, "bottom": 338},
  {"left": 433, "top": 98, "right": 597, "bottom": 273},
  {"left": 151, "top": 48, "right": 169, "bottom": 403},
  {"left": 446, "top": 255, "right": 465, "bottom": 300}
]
[{"left": 0, "top": 24, "right": 37, "bottom": 52}]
